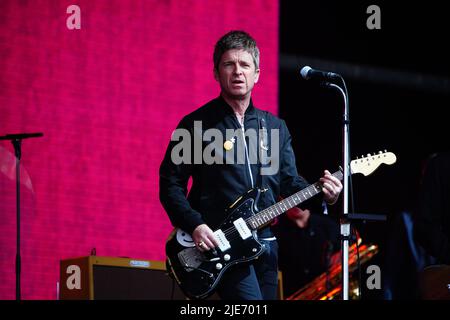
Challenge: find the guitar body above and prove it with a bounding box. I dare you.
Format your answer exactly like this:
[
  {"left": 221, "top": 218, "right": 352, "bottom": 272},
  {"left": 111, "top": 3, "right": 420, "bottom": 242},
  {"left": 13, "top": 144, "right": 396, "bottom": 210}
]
[{"left": 165, "top": 189, "right": 265, "bottom": 299}]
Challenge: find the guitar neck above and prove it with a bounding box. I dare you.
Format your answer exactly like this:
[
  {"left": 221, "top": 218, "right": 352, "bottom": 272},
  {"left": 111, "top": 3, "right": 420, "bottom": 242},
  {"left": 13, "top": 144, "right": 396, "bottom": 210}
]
[{"left": 247, "top": 170, "right": 343, "bottom": 230}]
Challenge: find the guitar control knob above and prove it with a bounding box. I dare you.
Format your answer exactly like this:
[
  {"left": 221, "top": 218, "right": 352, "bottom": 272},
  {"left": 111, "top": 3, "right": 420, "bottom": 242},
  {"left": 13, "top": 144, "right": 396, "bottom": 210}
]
[
  {"left": 215, "top": 263, "right": 223, "bottom": 270},
  {"left": 224, "top": 254, "right": 230, "bottom": 261}
]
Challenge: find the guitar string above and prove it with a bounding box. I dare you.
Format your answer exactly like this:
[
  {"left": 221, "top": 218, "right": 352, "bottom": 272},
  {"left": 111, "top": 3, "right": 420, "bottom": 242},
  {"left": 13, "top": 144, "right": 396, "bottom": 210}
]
[
  {"left": 220, "top": 172, "right": 342, "bottom": 241},
  {"left": 194, "top": 160, "right": 379, "bottom": 244},
  {"left": 220, "top": 183, "right": 321, "bottom": 240}
]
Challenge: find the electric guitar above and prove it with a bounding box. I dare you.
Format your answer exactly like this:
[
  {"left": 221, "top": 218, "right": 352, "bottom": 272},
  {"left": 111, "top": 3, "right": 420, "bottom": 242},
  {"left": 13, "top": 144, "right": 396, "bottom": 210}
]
[{"left": 165, "top": 151, "right": 397, "bottom": 299}]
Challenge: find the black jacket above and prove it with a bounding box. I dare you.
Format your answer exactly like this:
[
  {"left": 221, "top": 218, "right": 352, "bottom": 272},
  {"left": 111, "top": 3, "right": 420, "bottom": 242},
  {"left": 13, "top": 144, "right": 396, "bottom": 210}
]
[{"left": 159, "top": 96, "right": 321, "bottom": 236}]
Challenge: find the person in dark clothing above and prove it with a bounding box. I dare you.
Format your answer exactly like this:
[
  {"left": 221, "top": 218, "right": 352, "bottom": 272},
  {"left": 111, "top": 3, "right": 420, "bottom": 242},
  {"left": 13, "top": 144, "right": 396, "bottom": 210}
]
[
  {"left": 159, "top": 30, "right": 342, "bottom": 300},
  {"left": 414, "top": 152, "right": 450, "bottom": 265},
  {"left": 273, "top": 202, "right": 340, "bottom": 298},
  {"left": 381, "top": 153, "right": 450, "bottom": 300}
]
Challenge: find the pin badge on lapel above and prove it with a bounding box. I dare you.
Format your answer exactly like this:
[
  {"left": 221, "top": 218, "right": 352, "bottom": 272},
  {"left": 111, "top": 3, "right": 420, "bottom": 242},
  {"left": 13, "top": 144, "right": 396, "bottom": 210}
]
[{"left": 224, "top": 137, "right": 235, "bottom": 151}]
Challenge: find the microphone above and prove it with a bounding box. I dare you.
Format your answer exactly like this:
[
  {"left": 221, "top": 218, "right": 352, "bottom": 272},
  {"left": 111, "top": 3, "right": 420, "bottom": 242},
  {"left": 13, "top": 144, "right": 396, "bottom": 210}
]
[{"left": 300, "top": 66, "right": 341, "bottom": 81}]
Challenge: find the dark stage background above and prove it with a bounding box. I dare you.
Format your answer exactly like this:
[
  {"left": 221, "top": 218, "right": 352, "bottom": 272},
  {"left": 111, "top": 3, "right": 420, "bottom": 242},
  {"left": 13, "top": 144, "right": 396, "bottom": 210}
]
[{"left": 279, "top": 1, "right": 450, "bottom": 298}]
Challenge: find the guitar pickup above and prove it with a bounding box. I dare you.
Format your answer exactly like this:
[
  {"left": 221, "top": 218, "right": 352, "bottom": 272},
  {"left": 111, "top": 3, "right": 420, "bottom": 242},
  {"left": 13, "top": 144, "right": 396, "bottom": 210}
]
[
  {"left": 213, "top": 230, "right": 231, "bottom": 252},
  {"left": 233, "top": 218, "right": 252, "bottom": 240}
]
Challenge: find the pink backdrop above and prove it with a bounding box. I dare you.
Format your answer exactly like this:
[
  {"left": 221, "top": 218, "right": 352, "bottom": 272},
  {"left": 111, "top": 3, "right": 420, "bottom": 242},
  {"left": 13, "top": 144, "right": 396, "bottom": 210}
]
[{"left": 0, "top": 0, "right": 278, "bottom": 299}]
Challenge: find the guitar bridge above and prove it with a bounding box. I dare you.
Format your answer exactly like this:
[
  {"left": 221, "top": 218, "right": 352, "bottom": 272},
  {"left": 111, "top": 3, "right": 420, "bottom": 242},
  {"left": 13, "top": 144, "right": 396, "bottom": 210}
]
[{"left": 177, "top": 247, "right": 204, "bottom": 272}]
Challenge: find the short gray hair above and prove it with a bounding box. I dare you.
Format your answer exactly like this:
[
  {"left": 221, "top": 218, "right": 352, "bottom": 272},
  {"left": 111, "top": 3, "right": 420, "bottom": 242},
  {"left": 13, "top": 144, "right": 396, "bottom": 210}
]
[{"left": 213, "top": 30, "right": 260, "bottom": 71}]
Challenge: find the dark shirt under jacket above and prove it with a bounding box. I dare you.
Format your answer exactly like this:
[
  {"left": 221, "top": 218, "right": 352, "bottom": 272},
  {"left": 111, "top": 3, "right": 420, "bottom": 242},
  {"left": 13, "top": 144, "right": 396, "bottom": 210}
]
[{"left": 159, "top": 96, "right": 322, "bottom": 237}]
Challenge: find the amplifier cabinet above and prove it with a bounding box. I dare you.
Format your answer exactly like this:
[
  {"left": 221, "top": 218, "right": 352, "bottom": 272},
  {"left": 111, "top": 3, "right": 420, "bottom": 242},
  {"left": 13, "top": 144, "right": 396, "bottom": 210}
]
[{"left": 59, "top": 256, "right": 186, "bottom": 300}]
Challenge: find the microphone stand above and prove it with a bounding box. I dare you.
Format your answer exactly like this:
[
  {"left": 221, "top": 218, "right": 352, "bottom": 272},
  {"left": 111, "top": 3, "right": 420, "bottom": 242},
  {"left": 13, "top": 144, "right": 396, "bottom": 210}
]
[
  {"left": 0, "top": 132, "right": 43, "bottom": 300},
  {"left": 325, "top": 82, "right": 352, "bottom": 300},
  {"left": 324, "top": 82, "right": 387, "bottom": 300}
]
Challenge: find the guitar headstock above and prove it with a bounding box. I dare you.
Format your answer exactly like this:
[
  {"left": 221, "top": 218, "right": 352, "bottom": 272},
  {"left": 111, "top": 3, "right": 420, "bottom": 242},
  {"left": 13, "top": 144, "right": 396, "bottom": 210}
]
[{"left": 350, "top": 150, "right": 397, "bottom": 176}]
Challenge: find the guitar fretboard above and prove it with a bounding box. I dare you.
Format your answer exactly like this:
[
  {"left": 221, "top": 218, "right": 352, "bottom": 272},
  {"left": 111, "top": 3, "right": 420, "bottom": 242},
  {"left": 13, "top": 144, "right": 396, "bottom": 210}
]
[{"left": 247, "top": 170, "right": 343, "bottom": 230}]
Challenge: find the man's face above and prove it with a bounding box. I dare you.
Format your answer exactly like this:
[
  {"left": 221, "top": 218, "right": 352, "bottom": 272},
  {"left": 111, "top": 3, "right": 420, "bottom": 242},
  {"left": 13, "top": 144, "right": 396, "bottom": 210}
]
[{"left": 214, "top": 49, "right": 260, "bottom": 100}]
